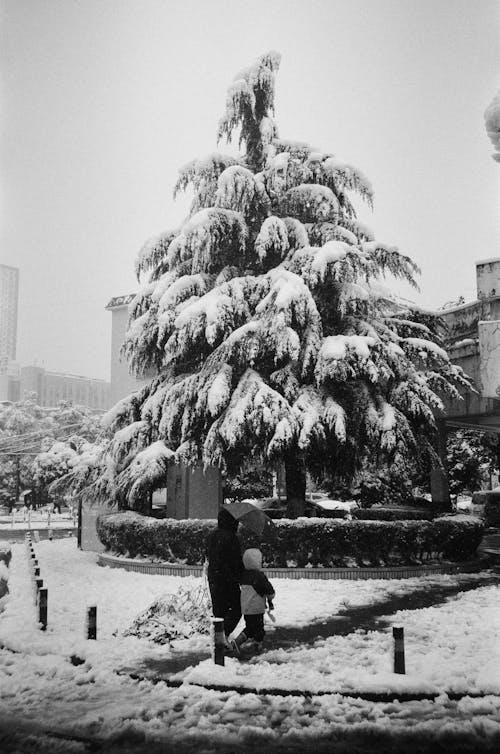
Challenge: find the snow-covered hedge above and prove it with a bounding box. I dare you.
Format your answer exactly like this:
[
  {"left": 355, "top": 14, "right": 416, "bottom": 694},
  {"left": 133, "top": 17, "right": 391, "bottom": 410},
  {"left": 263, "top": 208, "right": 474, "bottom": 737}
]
[
  {"left": 352, "top": 507, "right": 435, "bottom": 521},
  {"left": 96, "top": 512, "right": 483, "bottom": 567}
]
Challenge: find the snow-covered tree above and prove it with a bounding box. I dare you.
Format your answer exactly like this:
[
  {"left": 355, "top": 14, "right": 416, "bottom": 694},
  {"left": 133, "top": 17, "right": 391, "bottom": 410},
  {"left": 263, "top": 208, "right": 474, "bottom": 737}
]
[
  {"left": 0, "top": 397, "right": 103, "bottom": 507},
  {"left": 446, "top": 429, "right": 499, "bottom": 495},
  {"left": 485, "top": 90, "right": 500, "bottom": 162},
  {"left": 103, "top": 51, "right": 470, "bottom": 516}
]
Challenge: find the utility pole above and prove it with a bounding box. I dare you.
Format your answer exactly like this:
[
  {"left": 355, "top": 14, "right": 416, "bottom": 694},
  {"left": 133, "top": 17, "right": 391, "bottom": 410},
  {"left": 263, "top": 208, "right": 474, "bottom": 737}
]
[{"left": 14, "top": 455, "right": 20, "bottom": 503}]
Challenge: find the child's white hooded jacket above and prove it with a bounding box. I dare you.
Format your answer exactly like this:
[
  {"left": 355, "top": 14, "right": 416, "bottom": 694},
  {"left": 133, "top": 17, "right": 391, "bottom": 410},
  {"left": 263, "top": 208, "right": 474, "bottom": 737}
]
[{"left": 240, "top": 549, "right": 275, "bottom": 615}]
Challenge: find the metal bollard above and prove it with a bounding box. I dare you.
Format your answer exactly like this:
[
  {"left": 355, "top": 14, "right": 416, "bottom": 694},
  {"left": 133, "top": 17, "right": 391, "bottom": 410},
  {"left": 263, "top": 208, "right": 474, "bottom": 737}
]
[
  {"left": 212, "top": 618, "right": 225, "bottom": 666},
  {"left": 36, "top": 578, "right": 43, "bottom": 592},
  {"left": 38, "top": 588, "right": 48, "bottom": 630},
  {"left": 393, "top": 626, "right": 405, "bottom": 674},
  {"left": 86, "top": 606, "right": 97, "bottom": 640}
]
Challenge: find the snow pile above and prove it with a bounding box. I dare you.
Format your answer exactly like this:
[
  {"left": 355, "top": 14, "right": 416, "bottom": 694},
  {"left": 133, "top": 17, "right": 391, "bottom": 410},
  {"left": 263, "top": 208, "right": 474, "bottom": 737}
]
[{"left": 123, "top": 581, "right": 212, "bottom": 643}]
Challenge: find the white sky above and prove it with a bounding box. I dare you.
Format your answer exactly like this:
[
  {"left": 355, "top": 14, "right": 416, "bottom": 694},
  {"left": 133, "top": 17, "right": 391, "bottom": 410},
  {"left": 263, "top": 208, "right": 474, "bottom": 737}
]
[{"left": 1, "top": 0, "right": 499, "bottom": 381}]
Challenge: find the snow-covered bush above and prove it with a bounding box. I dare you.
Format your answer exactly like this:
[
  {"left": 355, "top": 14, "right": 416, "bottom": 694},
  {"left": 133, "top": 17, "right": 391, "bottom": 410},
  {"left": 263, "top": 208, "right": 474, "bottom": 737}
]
[
  {"left": 101, "top": 51, "right": 471, "bottom": 517},
  {"left": 97, "top": 511, "right": 483, "bottom": 567},
  {"left": 123, "top": 583, "right": 211, "bottom": 643}
]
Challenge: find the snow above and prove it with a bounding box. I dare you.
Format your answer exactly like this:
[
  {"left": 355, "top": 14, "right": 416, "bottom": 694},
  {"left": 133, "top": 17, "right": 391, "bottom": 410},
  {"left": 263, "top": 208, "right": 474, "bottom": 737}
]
[
  {"left": 404, "top": 337, "right": 449, "bottom": 361},
  {"left": 321, "top": 334, "right": 376, "bottom": 361},
  {"left": 309, "top": 499, "right": 357, "bottom": 512},
  {"left": 1, "top": 539, "right": 500, "bottom": 747},
  {"left": 310, "top": 240, "right": 351, "bottom": 276},
  {"left": 485, "top": 90, "right": 500, "bottom": 160}
]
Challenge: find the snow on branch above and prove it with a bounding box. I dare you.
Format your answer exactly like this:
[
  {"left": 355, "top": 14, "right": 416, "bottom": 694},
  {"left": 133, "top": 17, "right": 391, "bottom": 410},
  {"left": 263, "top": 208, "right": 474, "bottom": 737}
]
[
  {"left": 214, "top": 165, "right": 260, "bottom": 216},
  {"left": 203, "top": 368, "right": 295, "bottom": 462},
  {"left": 174, "top": 153, "right": 239, "bottom": 212},
  {"left": 218, "top": 51, "right": 281, "bottom": 171},
  {"left": 166, "top": 208, "right": 248, "bottom": 275},
  {"left": 115, "top": 441, "right": 175, "bottom": 505},
  {"left": 109, "top": 420, "right": 151, "bottom": 468},
  {"left": 485, "top": 90, "right": 500, "bottom": 162},
  {"left": 362, "top": 242, "right": 420, "bottom": 288},
  {"left": 255, "top": 216, "right": 289, "bottom": 261},
  {"left": 321, "top": 157, "right": 374, "bottom": 208},
  {"left": 282, "top": 184, "right": 339, "bottom": 223},
  {"left": 135, "top": 230, "right": 178, "bottom": 281}
]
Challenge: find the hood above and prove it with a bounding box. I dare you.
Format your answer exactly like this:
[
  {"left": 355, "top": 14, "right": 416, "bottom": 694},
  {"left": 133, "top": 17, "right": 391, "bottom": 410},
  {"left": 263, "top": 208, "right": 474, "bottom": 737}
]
[
  {"left": 242, "top": 548, "right": 262, "bottom": 570},
  {"left": 217, "top": 507, "right": 238, "bottom": 532}
]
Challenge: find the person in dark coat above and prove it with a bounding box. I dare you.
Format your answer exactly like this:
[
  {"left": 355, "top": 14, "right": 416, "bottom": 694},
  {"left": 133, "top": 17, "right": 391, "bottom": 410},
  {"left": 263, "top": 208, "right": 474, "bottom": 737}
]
[{"left": 206, "top": 507, "right": 244, "bottom": 640}]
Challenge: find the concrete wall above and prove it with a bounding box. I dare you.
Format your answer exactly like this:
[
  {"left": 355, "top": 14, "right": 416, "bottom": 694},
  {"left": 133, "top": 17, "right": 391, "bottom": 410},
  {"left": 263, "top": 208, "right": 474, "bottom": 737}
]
[
  {"left": 477, "top": 258, "right": 500, "bottom": 299},
  {"left": 166, "top": 464, "right": 221, "bottom": 520},
  {"left": 479, "top": 320, "right": 500, "bottom": 398},
  {"left": 79, "top": 502, "right": 114, "bottom": 552}
]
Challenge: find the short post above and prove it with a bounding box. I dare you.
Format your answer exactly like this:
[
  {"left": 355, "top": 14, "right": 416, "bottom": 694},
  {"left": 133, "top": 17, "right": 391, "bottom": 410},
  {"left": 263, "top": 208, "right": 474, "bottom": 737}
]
[
  {"left": 34, "top": 566, "right": 40, "bottom": 579},
  {"left": 212, "top": 617, "right": 225, "bottom": 666},
  {"left": 86, "top": 606, "right": 97, "bottom": 640},
  {"left": 393, "top": 626, "right": 405, "bottom": 674},
  {"left": 36, "top": 578, "right": 43, "bottom": 592},
  {"left": 38, "top": 588, "right": 47, "bottom": 630},
  {"left": 11, "top": 509, "right": 15, "bottom": 528},
  {"left": 28, "top": 510, "right": 31, "bottom": 530},
  {"left": 48, "top": 527, "right": 53, "bottom": 541}
]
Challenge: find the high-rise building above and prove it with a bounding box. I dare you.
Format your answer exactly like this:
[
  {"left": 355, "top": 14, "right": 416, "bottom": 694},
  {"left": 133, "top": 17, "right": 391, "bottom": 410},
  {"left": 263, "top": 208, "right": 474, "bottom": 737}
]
[{"left": 0, "top": 264, "right": 19, "bottom": 375}]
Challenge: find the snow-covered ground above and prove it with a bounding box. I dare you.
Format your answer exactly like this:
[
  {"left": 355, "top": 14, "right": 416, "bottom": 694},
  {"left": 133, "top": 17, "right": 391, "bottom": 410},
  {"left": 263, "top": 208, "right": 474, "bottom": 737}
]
[{"left": 1, "top": 537, "right": 500, "bottom": 751}]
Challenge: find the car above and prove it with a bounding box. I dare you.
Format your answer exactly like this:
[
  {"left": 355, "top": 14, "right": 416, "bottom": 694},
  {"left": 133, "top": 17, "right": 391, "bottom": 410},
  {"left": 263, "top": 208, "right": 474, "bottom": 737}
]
[{"left": 306, "top": 497, "right": 359, "bottom": 519}]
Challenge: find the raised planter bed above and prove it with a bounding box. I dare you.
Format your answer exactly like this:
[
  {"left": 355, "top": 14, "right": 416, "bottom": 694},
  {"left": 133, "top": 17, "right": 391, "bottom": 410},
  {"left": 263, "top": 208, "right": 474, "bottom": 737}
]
[{"left": 98, "top": 552, "right": 484, "bottom": 579}]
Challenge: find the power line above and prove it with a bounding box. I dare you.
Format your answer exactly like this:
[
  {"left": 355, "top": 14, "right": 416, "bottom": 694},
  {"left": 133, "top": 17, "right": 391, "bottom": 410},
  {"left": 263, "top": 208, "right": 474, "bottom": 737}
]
[{"left": 0, "top": 421, "right": 93, "bottom": 447}]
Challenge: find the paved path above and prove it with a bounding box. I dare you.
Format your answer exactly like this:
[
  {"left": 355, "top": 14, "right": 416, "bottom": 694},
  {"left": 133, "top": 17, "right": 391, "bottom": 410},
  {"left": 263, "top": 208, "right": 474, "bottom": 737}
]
[{"left": 124, "top": 570, "right": 500, "bottom": 681}]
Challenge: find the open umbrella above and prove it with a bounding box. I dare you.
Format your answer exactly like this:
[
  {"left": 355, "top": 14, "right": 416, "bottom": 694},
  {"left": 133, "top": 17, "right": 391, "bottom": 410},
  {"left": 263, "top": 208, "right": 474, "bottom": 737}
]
[{"left": 223, "top": 501, "right": 275, "bottom": 536}]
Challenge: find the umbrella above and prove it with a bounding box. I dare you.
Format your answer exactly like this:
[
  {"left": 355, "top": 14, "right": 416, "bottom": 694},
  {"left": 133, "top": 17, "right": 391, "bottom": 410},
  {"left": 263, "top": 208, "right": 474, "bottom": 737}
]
[{"left": 223, "top": 501, "right": 275, "bottom": 536}]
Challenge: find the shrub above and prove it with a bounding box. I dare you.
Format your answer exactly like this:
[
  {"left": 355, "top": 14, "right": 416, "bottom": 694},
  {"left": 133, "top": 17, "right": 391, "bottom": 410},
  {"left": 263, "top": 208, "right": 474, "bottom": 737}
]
[
  {"left": 97, "top": 512, "right": 484, "bottom": 567},
  {"left": 352, "top": 507, "right": 435, "bottom": 522}
]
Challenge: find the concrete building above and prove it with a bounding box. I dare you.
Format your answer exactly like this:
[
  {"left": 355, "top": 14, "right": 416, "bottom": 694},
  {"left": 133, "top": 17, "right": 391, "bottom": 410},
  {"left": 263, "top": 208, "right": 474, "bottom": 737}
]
[
  {"left": 0, "top": 265, "right": 19, "bottom": 401},
  {"left": 0, "top": 264, "right": 19, "bottom": 374},
  {"left": 19, "top": 365, "right": 110, "bottom": 410},
  {"left": 428, "top": 258, "right": 500, "bottom": 504},
  {"left": 105, "top": 294, "right": 149, "bottom": 406},
  {"left": 439, "top": 258, "right": 500, "bottom": 415}
]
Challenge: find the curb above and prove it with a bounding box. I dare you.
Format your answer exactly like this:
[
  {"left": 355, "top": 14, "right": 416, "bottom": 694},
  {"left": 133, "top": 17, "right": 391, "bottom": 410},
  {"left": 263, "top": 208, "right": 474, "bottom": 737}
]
[
  {"left": 118, "top": 669, "right": 495, "bottom": 703},
  {"left": 98, "top": 552, "right": 484, "bottom": 579}
]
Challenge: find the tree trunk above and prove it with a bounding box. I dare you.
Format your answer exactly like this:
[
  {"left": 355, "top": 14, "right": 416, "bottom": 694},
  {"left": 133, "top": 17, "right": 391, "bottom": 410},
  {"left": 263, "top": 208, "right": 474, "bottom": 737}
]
[
  {"left": 285, "top": 450, "right": 306, "bottom": 518},
  {"left": 430, "top": 419, "right": 452, "bottom": 512}
]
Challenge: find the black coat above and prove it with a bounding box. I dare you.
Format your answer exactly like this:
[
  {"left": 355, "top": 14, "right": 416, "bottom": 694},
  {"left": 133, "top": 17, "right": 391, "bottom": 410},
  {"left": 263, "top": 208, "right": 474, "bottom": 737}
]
[{"left": 207, "top": 508, "right": 243, "bottom": 585}]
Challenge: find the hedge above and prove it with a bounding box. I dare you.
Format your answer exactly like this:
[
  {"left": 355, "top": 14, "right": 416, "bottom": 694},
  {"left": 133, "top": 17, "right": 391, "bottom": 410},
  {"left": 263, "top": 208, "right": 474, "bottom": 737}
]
[
  {"left": 352, "top": 507, "right": 435, "bottom": 521},
  {"left": 96, "top": 512, "right": 484, "bottom": 567}
]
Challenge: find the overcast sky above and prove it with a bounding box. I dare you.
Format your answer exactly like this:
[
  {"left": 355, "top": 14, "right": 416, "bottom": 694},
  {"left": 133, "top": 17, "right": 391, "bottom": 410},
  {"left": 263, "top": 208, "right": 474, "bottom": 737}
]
[{"left": 1, "top": 0, "right": 499, "bottom": 381}]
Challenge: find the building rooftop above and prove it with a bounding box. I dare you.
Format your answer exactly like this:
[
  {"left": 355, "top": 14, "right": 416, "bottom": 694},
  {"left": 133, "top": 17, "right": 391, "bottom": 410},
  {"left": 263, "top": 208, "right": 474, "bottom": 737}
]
[{"left": 105, "top": 294, "right": 135, "bottom": 309}]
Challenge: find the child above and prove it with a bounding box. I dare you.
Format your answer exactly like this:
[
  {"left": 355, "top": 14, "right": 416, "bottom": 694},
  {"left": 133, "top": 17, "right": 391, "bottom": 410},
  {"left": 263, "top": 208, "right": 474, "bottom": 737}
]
[{"left": 230, "top": 548, "right": 275, "bottom": 654}]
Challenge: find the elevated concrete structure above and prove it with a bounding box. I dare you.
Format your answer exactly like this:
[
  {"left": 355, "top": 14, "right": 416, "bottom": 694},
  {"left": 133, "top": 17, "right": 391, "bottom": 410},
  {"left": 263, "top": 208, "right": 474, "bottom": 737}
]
[{"left": 432, "top": 258, "right": 500, "bottom": 506}]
